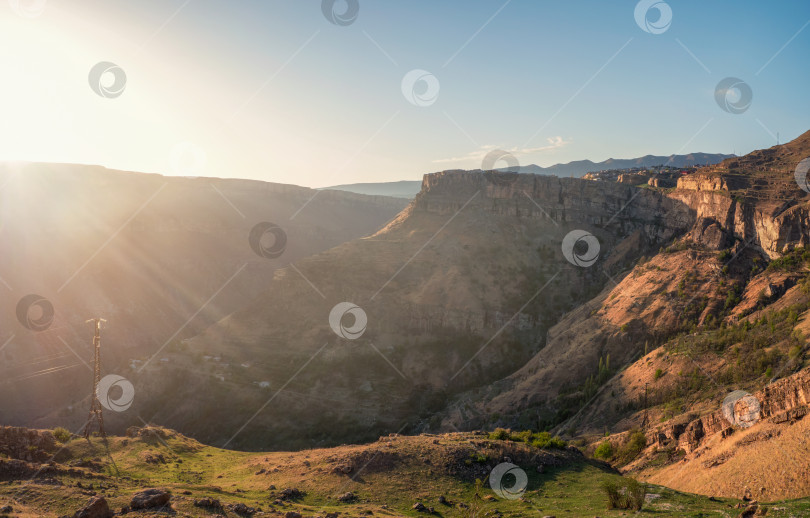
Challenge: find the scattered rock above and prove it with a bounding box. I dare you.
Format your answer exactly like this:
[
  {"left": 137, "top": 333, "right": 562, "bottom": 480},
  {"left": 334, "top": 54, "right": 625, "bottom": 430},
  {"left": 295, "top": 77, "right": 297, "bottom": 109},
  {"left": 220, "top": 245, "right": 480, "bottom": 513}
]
[
  {"left": 140, "top": 451, "right": 165, "bottom": 464},
  {"left": 332, "top": 464, "right": 353, "bottom": 474},
  {"left": 284, "top": 512, "right": 302, "bottom": 518},
  {"left": 0, "top": 505, "right": 11, "bottom": 514},
  {"left": 338, "top": 491, "right": 356, "bottom": 502},
  {"left": 193, "top": 497, "right": 221, "bottom": 509},
  {"left": 280, "top": 487, "right": 304, "bottom": 500},
  {"left": 72, "top": 496, "right": 112, "bottom": 518},
  {"left": 130, "top": 488, "right": 171, "bottom": 510},
  {"left": 229, "top": 502, "right": 257, "bottom": 515},
  {"left": 255, "top": 468, "right": 266, "bottom": 475},
  {"left": 412, "top": 502, "right": 434, "bottom": 513},
  {"left": 438, "top": 495, "right": 449, "bottom": 505}
]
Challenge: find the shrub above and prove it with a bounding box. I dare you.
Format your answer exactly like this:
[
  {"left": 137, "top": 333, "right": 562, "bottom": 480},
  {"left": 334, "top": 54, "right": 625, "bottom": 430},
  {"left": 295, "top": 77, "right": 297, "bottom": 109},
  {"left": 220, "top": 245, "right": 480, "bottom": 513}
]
[
  {"left": 531, "top": 433, "right": 566, "bottom": 449},
  {"left": 602, "top": 477, "right": 646, "bottom": 510},
  {"left": 654, "top": 368, "right": 664, "bottom": 380},
  {"left": 488, "top": 428, "right": 567, "bottom": 449},
  {"left": 617, "top": 430, "right": 647, "bottom": 464},
  {"left": 625, "top": 478, "right": 647, "bottom": 510},
  {"left": 488, "top": 428, "right": 510, "bottom": 441},
  {"left": 594, "top": 441, "right": 613, "bottom": 460},
  {"left": 52, "top": 427, "right": 72, "bottom": 443}
]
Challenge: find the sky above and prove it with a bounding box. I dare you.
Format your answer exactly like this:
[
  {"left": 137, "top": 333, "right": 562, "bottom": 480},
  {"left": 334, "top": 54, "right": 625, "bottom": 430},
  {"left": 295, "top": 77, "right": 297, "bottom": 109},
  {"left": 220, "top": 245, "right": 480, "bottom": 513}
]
[{"left": 0, "top": 0, "right": 808, "bottom": 187}]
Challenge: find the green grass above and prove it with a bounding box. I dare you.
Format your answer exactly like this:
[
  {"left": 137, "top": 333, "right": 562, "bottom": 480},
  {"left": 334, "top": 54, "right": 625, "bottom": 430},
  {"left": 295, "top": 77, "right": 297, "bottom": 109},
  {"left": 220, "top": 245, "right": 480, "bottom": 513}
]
[{"left": 2, "top": 430, "right": 810, "bottom": 517}]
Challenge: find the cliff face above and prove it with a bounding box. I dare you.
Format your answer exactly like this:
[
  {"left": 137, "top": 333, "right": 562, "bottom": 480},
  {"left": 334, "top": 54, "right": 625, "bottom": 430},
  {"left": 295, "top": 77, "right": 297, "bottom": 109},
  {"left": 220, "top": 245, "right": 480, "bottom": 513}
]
[
  {"left": 415, "top": 170, "right": 693, "bottom": 240},
  {"left": 649, "top": 369, "right": 810, "bottom": 454},
  {"left": 630, "top": 367, "right": 810, "bottom": 500},
  {"left": 669, "top": 181, "right": 810, "bottom": 259},
  {"left": 446, "top": 133, "right": 810, "bottom": 436},
  {"left": 669, "top": 130, "right": 810, "bottom": 258},
  {"left": 131, "top": 169, "right": 699, "bottom": 450}
]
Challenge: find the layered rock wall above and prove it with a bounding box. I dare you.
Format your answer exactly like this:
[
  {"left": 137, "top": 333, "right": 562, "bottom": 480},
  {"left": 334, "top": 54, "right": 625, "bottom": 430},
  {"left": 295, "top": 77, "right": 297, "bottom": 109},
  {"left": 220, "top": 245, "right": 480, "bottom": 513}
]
[{"left": 649, "top": 369, "right": 810, "bottom": 453}]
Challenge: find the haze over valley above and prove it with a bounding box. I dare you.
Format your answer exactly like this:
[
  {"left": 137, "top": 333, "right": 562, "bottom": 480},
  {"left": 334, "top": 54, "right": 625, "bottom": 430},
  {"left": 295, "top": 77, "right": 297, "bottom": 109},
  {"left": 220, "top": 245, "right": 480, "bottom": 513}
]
[{"left": 1, "top": 1, "right": 810, "bottom": 517}]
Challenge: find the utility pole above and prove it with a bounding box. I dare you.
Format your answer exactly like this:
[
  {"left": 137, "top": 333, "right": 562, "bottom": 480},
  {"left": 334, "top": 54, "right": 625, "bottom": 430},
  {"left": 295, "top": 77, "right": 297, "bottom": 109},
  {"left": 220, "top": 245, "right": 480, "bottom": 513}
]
[
  {"left": 83, "top": 318, "right": 107, "bottom": 439},
  {"left": 641, "top": 382, "right": 649, "bottom": 430}
]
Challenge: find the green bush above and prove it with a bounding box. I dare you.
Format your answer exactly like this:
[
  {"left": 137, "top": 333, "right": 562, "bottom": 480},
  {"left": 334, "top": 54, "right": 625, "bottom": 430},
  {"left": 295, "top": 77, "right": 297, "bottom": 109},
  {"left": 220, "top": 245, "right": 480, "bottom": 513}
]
[
  {"left": 488, "top": 428, "right": 510, "bottom": 440},
  {"left": 602, "top": 477, "right": 646, "bottom": 510},
  {"left": 617, "top": 430, "right": 647, "bottom": 463},
  {"left": 654, "top": 368, "right": 664, "bottom": 380},
  {"left": 767, "top": 247, "right": 810, "bottom": 272},
  {"left": 594, "top": 441, "right": 613, "bottom": 460},
  {"left": 52, "top": 427, "right": 72, "bottom": 443},
  {"left": 488, "top": 428, "right": 567, "bottom": 449}
]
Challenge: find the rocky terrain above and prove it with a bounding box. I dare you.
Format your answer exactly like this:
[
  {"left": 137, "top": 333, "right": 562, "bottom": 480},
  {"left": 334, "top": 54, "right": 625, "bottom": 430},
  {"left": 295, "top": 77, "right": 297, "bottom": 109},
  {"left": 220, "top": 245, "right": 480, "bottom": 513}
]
[
  {"left": 2, "top": 424, "right": 804, "bottom": 517},
  {"left": 133, "top": 164, "right": 700, "bottom": 450}
]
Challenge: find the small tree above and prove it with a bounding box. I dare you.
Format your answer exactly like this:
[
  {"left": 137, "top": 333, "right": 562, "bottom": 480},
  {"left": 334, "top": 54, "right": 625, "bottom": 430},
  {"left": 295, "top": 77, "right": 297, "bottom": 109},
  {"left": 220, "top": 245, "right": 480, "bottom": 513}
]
[
  {"left": 594, "top": 441, "right": 613, "bottom": 460},
  {"left": 52, "top": 427, "right": 72, "bottom": 443}
]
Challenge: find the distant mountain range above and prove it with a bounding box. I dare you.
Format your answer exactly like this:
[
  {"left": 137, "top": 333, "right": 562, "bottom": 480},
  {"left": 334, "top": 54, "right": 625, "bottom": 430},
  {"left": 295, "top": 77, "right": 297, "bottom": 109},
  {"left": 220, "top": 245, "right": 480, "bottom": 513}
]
[
  {"left": 322, "top": 180, "right": 422, "bottom": 199},
  {"left": 515, "top": 152, "right": 735, "bottom": 177},
  {"left": 324, "top": 152, "right": 734, "bottom": 198}
]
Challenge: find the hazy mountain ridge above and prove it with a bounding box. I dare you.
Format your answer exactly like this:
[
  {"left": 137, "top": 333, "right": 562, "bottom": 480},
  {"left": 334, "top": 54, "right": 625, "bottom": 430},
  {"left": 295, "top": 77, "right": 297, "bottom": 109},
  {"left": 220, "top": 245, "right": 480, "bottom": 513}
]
[
  {"left": 321, "top": 153, "right": 734, "bottom": 199},
  {"left": 514, "top": 152, "right": 734, "bottom": 177},
  {"left": 0, "top": 162, "right": 408, "bottom": 427}
]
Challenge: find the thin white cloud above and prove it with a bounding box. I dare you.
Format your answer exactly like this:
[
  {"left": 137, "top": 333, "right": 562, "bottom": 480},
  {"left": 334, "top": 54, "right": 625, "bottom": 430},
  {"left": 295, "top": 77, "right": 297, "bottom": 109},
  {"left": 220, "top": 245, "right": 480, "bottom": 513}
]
[{"left": 433, "top": 136, "right": 570, "bottom": 164}]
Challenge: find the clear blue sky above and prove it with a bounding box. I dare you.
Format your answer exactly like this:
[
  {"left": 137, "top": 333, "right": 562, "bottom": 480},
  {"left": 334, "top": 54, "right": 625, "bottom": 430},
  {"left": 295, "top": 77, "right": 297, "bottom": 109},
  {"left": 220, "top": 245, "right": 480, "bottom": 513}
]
[{"left": 1, "top": 0, "right": 808, "bottom": 186}]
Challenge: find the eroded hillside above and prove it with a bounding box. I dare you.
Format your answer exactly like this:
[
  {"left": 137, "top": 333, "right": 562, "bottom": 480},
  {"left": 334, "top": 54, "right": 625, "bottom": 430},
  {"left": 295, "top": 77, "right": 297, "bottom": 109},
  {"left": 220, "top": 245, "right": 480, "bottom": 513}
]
[
  {"left": 0, "top": 162, "right": 408, "bottom": 429},
  {"left": 137, "top": 169, "right": 696, "bottom": 450}
]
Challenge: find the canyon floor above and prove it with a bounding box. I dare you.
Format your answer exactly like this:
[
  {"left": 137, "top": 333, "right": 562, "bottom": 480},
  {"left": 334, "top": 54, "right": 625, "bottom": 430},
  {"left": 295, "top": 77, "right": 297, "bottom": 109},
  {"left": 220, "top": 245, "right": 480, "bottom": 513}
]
[{"left": 1, "top": 426, "right": 810, "bottom": 518}]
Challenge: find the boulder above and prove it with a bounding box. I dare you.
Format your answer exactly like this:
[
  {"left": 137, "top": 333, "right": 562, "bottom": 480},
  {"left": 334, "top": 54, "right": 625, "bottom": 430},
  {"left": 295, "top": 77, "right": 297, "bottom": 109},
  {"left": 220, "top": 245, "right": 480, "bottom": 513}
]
[
  {"left": 193, "top": 497, "right": 221, "bottom": 509},
  {"left": 280, "top": 487, "right": 304, "bottom": 500},
  {"left": 130, "top": 488, "right": 171, "bottom": 510},
  {"left": 229, "top": 502, "right": 257, "bottom": 515},
  {"left": 412, "top": 502, "right": 434, "bottom": 513},
  {"left": 72, "top": 497, "right": 112, "bottom": 518}
]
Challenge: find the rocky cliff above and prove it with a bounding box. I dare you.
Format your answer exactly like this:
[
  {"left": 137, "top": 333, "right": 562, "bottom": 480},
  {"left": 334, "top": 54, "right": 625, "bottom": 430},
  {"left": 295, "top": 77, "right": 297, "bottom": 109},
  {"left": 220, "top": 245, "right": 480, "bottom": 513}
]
[
  {"left": 132, "top": 168, "right": 698, "bottom": 450},
  {"left": 668, "top": 130, "right": 810, "bottom": 258},
  {"left": 445, "top": 131, "right": 810, "bottom": 436},
  {"left": 648, "top": 368, "right": 810, "bottom": 455}
]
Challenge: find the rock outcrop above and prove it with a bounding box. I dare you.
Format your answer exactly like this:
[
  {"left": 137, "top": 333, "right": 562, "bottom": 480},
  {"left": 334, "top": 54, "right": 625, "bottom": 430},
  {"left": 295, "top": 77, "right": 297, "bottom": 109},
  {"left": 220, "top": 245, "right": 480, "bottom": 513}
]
[
  {"left": 649, "top": 368, "right": 810, "bottom": 453},
  {"left": 670, "top": 130, "right": 810, "bottom": 258},
  {"left": 0, "top": 427, "right": 56, "bottom": 462}
]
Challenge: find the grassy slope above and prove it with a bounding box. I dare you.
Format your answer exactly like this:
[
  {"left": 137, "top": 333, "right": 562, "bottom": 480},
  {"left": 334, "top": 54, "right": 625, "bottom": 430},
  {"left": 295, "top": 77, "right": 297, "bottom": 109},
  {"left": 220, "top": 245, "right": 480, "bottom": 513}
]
[{"left": 2, "top": 428, "right": 809, "bottom": 517}]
